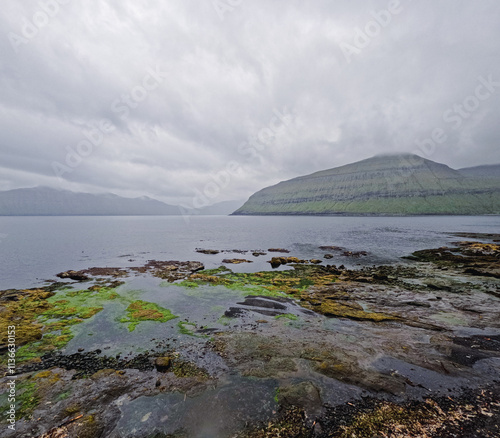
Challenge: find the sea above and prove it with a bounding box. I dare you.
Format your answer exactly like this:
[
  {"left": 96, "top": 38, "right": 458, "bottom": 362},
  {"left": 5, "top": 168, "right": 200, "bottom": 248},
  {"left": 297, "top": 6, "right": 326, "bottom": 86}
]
[{"left": 0, "top": 215, "right": 499, "bottom": 291}]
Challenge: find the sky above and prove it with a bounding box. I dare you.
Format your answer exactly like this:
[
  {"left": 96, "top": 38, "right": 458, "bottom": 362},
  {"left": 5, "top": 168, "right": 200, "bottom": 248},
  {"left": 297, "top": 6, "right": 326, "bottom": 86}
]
[{"left": 1, "top": 0, "right": 500, "bottom": 207}]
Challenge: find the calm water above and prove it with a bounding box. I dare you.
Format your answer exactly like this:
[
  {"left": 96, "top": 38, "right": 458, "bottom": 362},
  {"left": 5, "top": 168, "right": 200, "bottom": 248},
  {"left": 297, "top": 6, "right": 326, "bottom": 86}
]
[{"left": 0, "top": 215, "right": 499, "bottom": 290}]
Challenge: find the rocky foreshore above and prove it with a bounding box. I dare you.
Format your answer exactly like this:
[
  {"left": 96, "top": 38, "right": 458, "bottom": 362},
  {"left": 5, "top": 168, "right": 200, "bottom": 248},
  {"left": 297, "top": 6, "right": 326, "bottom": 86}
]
[{"left": 1, "top": 233, "right": 499, "bottom": 437}]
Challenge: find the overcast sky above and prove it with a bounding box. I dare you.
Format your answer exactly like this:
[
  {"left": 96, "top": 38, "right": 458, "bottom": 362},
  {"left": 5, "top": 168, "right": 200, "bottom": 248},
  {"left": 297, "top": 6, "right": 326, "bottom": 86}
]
[{"left": 1, "top": 0, "right": 499, "bottom": 206}]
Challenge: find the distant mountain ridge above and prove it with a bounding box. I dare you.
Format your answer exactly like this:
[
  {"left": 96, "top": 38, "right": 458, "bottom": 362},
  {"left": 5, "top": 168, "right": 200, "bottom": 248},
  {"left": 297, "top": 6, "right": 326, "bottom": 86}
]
[
  {"left": 458, "top": 164, "right": 500, "bottom": 179},
  {"left": 0, "top": 187, "right": 243, "bottom": 216},
  {"left": 233, "top": 154, "right": 500, "bottom": 216}
]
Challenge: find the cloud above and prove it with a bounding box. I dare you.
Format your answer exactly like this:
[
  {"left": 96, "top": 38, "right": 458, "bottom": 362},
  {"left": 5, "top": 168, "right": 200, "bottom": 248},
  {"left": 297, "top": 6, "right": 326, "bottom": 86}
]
[{"left": 1, "top": 0, "right": 499, "bottom": 205}]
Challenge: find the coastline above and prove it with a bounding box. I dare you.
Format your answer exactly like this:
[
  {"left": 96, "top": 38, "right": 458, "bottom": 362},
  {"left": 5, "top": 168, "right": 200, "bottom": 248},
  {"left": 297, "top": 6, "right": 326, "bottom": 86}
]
[{"left": 1, "top": 233, "right": 499, "bottom": 437}]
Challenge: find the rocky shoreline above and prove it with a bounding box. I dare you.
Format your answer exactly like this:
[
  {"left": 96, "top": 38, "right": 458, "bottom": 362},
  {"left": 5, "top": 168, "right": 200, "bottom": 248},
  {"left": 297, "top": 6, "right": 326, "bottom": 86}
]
[{"left": 1, "top": 233, "right": 499, "bottom": 437}]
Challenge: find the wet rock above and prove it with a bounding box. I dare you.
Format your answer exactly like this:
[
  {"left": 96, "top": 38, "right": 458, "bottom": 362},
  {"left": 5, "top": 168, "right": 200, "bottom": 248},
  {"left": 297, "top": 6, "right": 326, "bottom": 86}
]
[
  {"left": 268, "top": 256, "right": 307, "bottom": 268},
  {"left": 237, "top": 297, "right": 288, "bottom": 310},
  {"left": 402, "top": 300, "right": 431, "bottom": 308},
  {"left": 252, "top": 251, "right": 267, "bottom": 256},
  {"left": 195, "top": 248, "right": 220, "bottom": 254},
  {"left": 319, "top": 245, "right": 344, "bottom": 251},
  {"left": 278, "top": 381, "right": 322, "bottom": 414},
  {"left": 310, "top": 259, "right": 322, "bottom": 264},
  {"left": 268, "top": 248, "right": 290, "bottom": 253},
  {"left": 56, "top": 270, "right": 90, "bottom": 281},
  {"left": 324, "top": 254, "right": 334, "bottom": 259},
  {"left": 225, "top": 307, "right": 247, "bottom": 318},
  {"left": 155, "top": 356, "right": 172, "bottom": 372},
  {"left": 18, "top": 349, "right": 156, "bottom": 377},
  {"left": 139, "top": 260, "right": 204, "bottom": 281},
  {"left": 342, "top": 250, "right": 368, "bottom": 257},
  {"left": 221, "top": 258, "right": 253, "bottom": 264}
]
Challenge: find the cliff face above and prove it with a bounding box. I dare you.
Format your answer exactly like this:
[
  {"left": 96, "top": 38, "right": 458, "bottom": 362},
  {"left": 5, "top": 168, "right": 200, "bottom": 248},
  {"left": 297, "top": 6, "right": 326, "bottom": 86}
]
[{"left": 234, "top": 154, "right": 500, "bottom": 215}]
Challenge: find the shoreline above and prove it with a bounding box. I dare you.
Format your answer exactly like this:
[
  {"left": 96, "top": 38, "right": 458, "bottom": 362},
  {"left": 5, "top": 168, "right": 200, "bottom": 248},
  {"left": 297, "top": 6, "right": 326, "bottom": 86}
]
[{"left": 1, "top": 233, "right": 499, "bottom": 437}]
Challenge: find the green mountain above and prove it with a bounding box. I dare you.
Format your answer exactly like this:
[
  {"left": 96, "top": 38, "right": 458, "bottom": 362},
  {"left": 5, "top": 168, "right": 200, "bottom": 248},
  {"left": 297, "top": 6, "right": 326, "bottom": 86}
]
[{"left": 233, "top": 154, "right": 500, "bottom": 215}]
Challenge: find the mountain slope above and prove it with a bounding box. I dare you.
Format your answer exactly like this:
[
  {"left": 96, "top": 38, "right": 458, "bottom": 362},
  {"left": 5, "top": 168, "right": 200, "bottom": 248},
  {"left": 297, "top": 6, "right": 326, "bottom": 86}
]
[
  {"left": 459, "top": 164, "right": 500, "bottom": 180},
  {"left": 233, "top": 154, "right": 500, "bottom": 215},
  {"left": 0, "top": 187, "right": 182, "bottom": 216}
]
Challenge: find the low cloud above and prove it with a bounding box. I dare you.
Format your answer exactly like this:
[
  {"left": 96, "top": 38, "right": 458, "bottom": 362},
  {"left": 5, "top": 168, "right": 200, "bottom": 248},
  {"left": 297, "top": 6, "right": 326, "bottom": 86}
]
[{"left": 1, "top": 0, "right": 499, "bottom": 204}]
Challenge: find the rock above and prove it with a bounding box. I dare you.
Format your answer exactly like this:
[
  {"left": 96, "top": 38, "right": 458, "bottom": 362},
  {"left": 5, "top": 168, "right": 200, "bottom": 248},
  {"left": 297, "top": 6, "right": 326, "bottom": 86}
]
[
  {"left": 278, "top": 381, "right": 322, "bottom": 414},
  {"left": 342, "top": 251, "right": 368, "bottom": 257},
  {"left": 310, "top": 259, "right": 322, "bottom": 264},
  {"left": 324, "top": 254, "right": 334, "bottom": 259},
  {"left": 268, "top": 256, "right": 307, "bottom": 268},
  {"left": 225, "top": 307, "right": 247, "bottom": 318},
  {"left": 319, "top": 245, "right": 344, "bottom": 251},
  {"left": 268, "top": 248, "right": 290, "bottom": 253},
  {"left": 56, "top": 270, "right": 90, "bottom": 281},
  {"left": 155, "top": 356, "right": 172, "bottom": 372},
  {"left": 195, "top": 249, "right": 220, "bottom": 254},
  {"left": 252, "top": 251, "right": 267, "bottom": 256},
  {"left": 221, "top": 258, "right": 253, "bottom": 264},
  {"left": 238, "top": 297, "right": 288, "bottom": 310}
]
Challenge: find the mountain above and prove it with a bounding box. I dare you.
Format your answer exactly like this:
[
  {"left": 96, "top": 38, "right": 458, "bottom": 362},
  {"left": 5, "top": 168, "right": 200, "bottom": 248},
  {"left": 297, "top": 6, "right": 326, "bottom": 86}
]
[
  {"left": 0, "top": 187, "right": 182, "bottom": 216},
  {"left": 459, "top": 164, "right": 500, "bottom": 180},
  {"left": 233, "top": 154, "right": 500, "bottom": 216}
]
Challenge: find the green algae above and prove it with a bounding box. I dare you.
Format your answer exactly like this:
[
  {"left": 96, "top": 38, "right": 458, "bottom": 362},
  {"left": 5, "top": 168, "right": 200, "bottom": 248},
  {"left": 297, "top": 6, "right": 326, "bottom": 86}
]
[
  {"left": 0, "top": 283, "right": 129, "bottom": 367},
  {"left": 177, "top": 320, "right": 209, "bottom": 338},
  {"left": 177, "top": 321, "right": 196, "bottom": 335},
  {"left": 120, "top": 300, "right": 178, "bottom": 331},
  {"left": 0, "top": 379, "right": 40, "bottom": 421},
  {"left": 177, "top": 266, "right": 325, "bottom": 298},
  {"left": 275, "top": 314, "right": 298, "bottom": 321},
  {"left": 217, "top": 315, "right": 233, "bottom": 326}
]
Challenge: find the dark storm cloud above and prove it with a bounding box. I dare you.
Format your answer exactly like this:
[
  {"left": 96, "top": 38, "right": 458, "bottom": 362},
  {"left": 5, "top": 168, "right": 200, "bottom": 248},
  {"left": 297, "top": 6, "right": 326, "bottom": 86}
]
[{"left": 1, "top": 0, "right": 499, "bottom": 205}]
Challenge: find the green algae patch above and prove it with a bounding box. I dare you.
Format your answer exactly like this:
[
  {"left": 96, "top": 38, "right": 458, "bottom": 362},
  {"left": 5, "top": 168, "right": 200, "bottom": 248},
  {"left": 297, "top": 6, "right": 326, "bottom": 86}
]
[
  {"left": 217, "top": 315, "right": 233, "bottom": 326},
  {"left": 275, "top": 313, "right": 298, "bottom": 321},
  {"left": 179, "top": 264, "right": 398, "bottom": 324},
  {"left": 0, "top": 379, "right": 41, "bottom": 421},
  {"left": 315, "top": 301, "right": 398, "bottom": 322},
  {"left": 177, "top": 321, "right": 197, "bottom": 336},
  {"left": 120, "top": 300, "right": 178, "bottom": 331},
  {"left": 0, "top": 289, "right": 53, "bottom": 350},
  {"left": 178, "top": 265, "right": 331, "bottom": 299},
  {"left": 0, "top": 284, "right": 125, "bottom": 367},
  {"left": 177, "top": 320, "right": 209, "bottom": 338}
]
